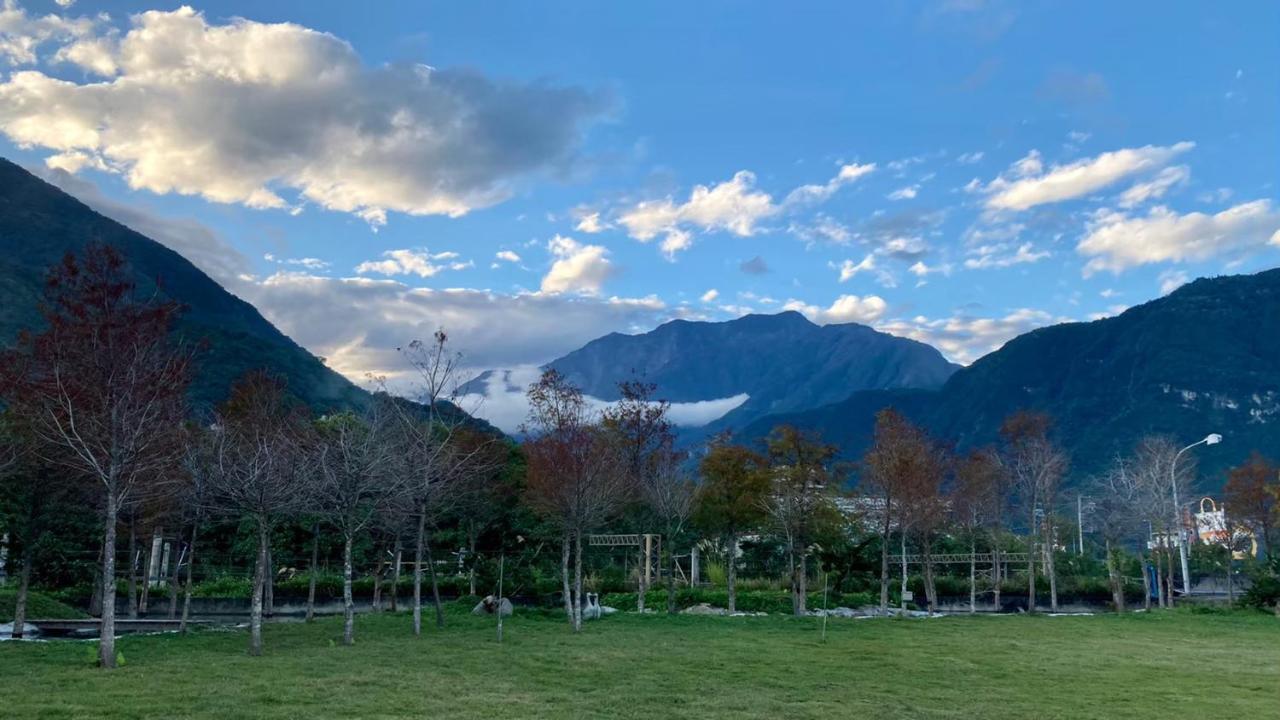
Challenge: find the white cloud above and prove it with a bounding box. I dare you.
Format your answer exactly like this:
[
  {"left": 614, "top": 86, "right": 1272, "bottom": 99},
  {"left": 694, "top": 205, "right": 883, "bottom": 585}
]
[
  {"left": 984, "top": 142, "right": 1194, "bottom": 211},
  {"left": 783, "top": 161, "right": 876, "bottom": 206},
  {"left": 957, "top": 151, "right": 984, "bottom": 165},
  {"left": 355, "top": 248, "right": 468, "bottom": 278},
  {"left": 540, "top": 234, "right": 614, "bottom": 295},
  {"left": 963, "top": 241, "right": 1050, "bottom": 269},
  {"left": 1158, "top": 269, "right": 1189, "bottom": 295},
  {"left": 574, "top": 211, "right": 609, "bottom": 234},
  {"left": 455, "top": 365, "right": 749, "bottom": 433},
  {"left": 1117, "top": 165, "right": 1189, "bottom": 208},
  {"left": 783, "top": 294, "right": 888, "bottom": 325},
  {"left": 1077, "top": 200, "right": 1280, "bottom": 275},
  {"left": 877, "top": 308, "right": 1058, "bottom": 365},
  {"left": 0, "top": 6, "right": 605, "bottom": 224},
  {"left": 834, "top": 254, "right": 877, "bottom": 282},
  {"left": 0, "top": 0, "right": 96, "bottom": 65},
  {"left": 788, "top": 214, "right": 854, "bottom": 245},
  {"left": 494, "top": 250, "right": 522, "bottom": 263},
  {"left": 617, "top": 170, "right": 777, "bottom": 257},
  {"left": 887, "top": 184, "right": 919, "bottom": 201},
  {"left": 700, "top": 288, "right": 719, "bottom": 303}
]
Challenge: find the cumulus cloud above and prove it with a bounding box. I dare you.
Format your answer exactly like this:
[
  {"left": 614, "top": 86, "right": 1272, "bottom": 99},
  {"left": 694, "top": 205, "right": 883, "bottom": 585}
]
[
  {"left": 0, "top": 6, "right": 606, "bottom": 224},
  {"left": 1077, "top": 200, "right": 1280, "bottom": 275},
  {"left": 700, "top": 288, "right": 719, "bottom": 303},
  {"left": 782, "top": 161, "right": 876, "bottom": 206},
  {"left": 540, "top": 234, "right": 614, "bottom": 295},
  {"left": 783, "top": 294, "right": 888, "bottom": 325},
  {"left": 494, "top": 250, "right": 522, "bottom": 263},
  {"left": 984, "top": 142, "right": 1194, "bottom": 211},
  {"left": 617, "top": 170, "right": 777, "bottom": 257},
  {"left": 0, "top": 0, "right": 96, "bottom": 65},
  {"left": 356, "top": 248, "right": 470, "bottom": 278},
  {"left": 963, "top": 241, "right": 1050, "bottom": 269}
]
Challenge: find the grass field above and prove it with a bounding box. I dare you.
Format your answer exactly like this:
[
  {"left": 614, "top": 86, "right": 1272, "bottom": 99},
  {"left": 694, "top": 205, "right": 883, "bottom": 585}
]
[{"left": 1, "top": 606, "right": 1276, "bottom": 719}]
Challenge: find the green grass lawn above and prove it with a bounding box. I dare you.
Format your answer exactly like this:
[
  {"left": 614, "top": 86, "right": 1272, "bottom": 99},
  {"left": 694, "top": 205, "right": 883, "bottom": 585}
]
[{"left": 1, "top": 606, "right": 1276, "bottom": 719}]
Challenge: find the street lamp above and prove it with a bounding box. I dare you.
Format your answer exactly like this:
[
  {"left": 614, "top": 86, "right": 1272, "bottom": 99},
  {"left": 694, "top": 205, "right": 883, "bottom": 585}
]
[{"left": 1171, "top": 433, "right": 1221, "bottom": 597}]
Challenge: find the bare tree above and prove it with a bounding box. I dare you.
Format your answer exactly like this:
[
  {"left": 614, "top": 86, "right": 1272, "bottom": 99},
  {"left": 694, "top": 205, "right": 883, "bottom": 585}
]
[
  {"left": 861, "top": 409, "right": 934, "bottom": 613},
  {"left": 1129, "top": 436, "right": 1195, "bottom": 607},
  {"left": 315, "top": 397, "right": 405, "bottom": 645},
  {"left": 173, "top": 423, "right": 217, "bottom": 632},
  {"left": 1000, "top": 411, "right": 1068, "bottom": 613},
  {"left": 524, "top": 369, "right": 629, "bottom": 631},
  {"left": 208, "top": 371, "right": 314, "bottom": 656},
  {"left": 0, "top": 244, "right": 193, "bottom": 667},
  {"left": 693, "top": 437, "right": 769, "bottom": 613},
  {"left": 762, "top": 426, "right": 840, "bottom": 617},
  {"left": 1092, "top": 453, "right": 1146, "bottom": 613},
  {"left": 952, "top": 448, "right": 1001, "bottom": 613}
]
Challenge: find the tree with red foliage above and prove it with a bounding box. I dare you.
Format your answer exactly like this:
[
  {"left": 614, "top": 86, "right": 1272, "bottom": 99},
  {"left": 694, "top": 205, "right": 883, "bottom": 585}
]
[
  {"left": 523, "top": 369, "right": 628, "bottom": 631},
  {"left": 1223, "top": 452, "right": 1279, "bottom": 561},
  {"left": 0, "top": 243, "right": 193, "bottom": 668}
]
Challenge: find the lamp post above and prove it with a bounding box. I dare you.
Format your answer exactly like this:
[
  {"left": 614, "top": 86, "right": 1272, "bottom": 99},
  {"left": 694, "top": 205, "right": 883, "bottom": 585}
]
[{"left": 1171, "top": 433, "right": 1221, "bottom": 597}]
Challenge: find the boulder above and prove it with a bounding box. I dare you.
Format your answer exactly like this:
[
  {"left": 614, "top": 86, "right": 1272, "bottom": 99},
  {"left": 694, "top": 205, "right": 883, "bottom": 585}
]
[
  {"left": 471, "top": 596, "right": 513, "bottom": 617},
  {"left": 681, "top": 603, "right": 727, "bottom": 616}
]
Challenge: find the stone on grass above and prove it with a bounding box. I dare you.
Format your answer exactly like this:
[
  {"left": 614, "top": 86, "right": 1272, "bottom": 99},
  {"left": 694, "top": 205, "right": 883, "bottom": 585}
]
[{"left": 471, "top": 595, "right": 513, "bottom": 617}]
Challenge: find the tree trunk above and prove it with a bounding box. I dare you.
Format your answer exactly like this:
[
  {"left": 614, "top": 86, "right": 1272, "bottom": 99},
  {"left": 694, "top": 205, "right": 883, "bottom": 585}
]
[
  {"left": 424, "top": 527, "right": 445, "bottom": 629},
  {"left": 726, "top": 531, "right": 738, "bottom": 614},
  {"left": 878, "top": 511, "right": 891, "bottom": 612},
  {"left": 1026, "top": 527, "right": 1037, "bottom": 614},
  {"left": 390, "top": 540, "right": 402, "bottom": 613},
  {"left": 413, "top": 506, "right": 425, "bottom": 637},
  {"left": 1106, "top": 539, "right": 1125, "bottom": 613},
  {"left": 264, "top": 542, "right": 275, "bottom": 618},
  {"left": 167, "top": 538, "right": 182, "bottom": 619},
  {"left": 98, "top": 494, "right": 119, "bottom": 668},
  {"left": 138, "top": 542, "right": 152, "bottom": 615},
  {"left": 342, "top": 534, "right": 355, "bottom": 646},
  {"left": 573, "top": 529, "right": 584, "bottom": 632},
  {"left": 249, "top": 520, "right": 268, "bottom": 657},
  {"left": 372, "top": 546, "right": 385, "bottom": 613},
  {"left": 11, "top": 541, "right": 33, "bottom": 639},
  {"left": 127, "top": 517, "right": 139, "bottom": 620},
  {"left": 1225, "top": 553, "right": 1234, "bottom": 603},
  {"left": 969, "top": 536, "right": 977, "bottom": 614},
  {"left": 636, "top": 536, "right": 647, "bottom": 612},
  {"left": 992, "top": 539, "right": 1001, "bottom": 612},
  {"left": 1046, "top": 527, "right": 1059, "bottom": 612},
  {"left": 666, "top": 544, "right": 677, "bottom": 615},
  {"left": 1164, "top": 544, "right": 1176, "bottom": 608},
  {"left": 306, "top": 522, "right": 320, "bottom": 623},
  {"left": 467, "top": 523, "right": 478, "bottom": 597},
  {"left": 922, "top": 534, "right": 936, "bottom": 615},
  {"left": 899, "top": 532, "right": 908, "bottom": 612},
  {"left": 795, "top": 550, "right": 808, "bottom": 616},
  {"left": 180, "top": 524, "right": 198, "bottom": 633},
  {"left": 560, "top": 532, "right": 573, "bottom": 627}
]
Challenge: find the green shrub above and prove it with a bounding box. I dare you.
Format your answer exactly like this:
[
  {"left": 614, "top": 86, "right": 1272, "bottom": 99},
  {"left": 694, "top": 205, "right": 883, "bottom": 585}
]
[
  {"left": 598, "top": 587, "right": 878, "bottom": 614},
  {"left": 1240, "top": 573, "right": 1279, "bottom": 611},
  {"left": 0, "top": 589, "right": 88, "bottom": 622}
]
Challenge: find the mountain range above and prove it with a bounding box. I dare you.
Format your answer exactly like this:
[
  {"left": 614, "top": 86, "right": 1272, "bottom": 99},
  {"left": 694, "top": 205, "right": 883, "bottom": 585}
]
[{"left": 3, "top": 156, "right": 1275, "bottom": 487}]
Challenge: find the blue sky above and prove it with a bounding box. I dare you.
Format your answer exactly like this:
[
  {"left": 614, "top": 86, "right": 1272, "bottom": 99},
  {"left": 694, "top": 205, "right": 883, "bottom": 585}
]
[{"left": 1, "top": 0, "right": 1278, "bottom": 407}]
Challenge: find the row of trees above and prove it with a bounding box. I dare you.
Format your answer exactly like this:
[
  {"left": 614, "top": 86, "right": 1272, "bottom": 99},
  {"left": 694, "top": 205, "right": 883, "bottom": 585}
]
[
  {"left": 0, "top": 245, "right": 509, "bottom": 665},
  {"left": 3, "top": 243, "right": 1277, "bottom": 670}
]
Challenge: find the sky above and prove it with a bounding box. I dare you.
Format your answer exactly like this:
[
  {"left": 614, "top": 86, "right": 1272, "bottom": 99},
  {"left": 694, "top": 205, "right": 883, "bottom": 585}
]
[{"left": 1, "top": 0, "right": 1278, "bottom": 427}]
